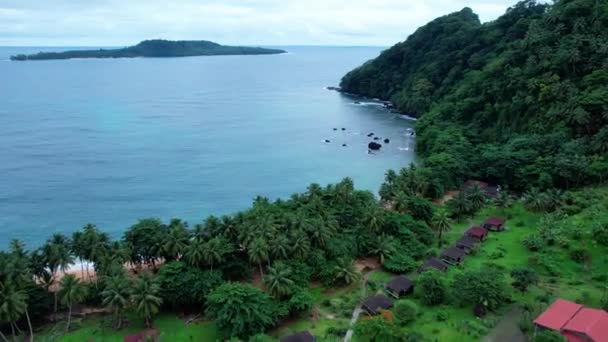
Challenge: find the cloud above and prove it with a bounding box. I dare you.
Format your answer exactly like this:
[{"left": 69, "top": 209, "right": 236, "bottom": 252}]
[{"left": 0, "top": 0, "right": 518, "bottom": 46}]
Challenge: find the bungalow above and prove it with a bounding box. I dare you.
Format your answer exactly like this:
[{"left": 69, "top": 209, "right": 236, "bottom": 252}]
[
  {"left": 455, "top": 236, "right": 480, "bottom": 254},
  {"left": 465, "top": 226, "right": 489, "bottom": 241},
  {"left": 418, "top": 257, "right": 449, "bottom": 273},
  {"left": 281, "top": 330, "right": 316, "bottom": 342},
  {"left": 362, "top": 295, "right": 393, "bottom": 315},
  {"left": 483, "top": 217, "right": 506, "bottom": 232},
  {"left": 534, "top": 298, "right": 608, "bottom": 342},
  {"left": 441, "top": 246, "right": 466, "bottom": 265},
  {"left": 385, "top": 276, "right": 414, "bottom": 298}
]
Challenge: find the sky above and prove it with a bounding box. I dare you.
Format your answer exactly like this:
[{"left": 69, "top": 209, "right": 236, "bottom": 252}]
[{"left": 0, "top": 0, "right": 520, "bottom": 47}]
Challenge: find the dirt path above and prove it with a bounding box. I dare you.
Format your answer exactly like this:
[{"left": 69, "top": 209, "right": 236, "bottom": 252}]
[
  {"left": 343, "top": 271, "right": 373, "bottom": 342},
  {"left": 483, "top": 306, "right": 526, "bottom": 342}
]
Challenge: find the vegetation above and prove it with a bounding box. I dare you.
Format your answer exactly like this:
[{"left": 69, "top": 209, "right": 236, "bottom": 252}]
[
  {"left": 11, "top": 39, "right": 286, "bottom": 61},
  {"left": 344, "top": 0, "right": 608, "bottom": 196}
]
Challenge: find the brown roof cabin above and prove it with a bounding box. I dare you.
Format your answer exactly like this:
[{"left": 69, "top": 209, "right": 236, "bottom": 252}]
[
  {"left": 456, "top": 236, "right": 480, "bottom": 254},
  {"left": 441, "top": 247, "right": 466, "bottom": 265},
  {"left": 362, "top": 295, "right": 393, "bottom": 315},
  {"left": 483, "top": 217, "right": 506, "bottom": 232},
  {"left": 280, "top": 330, "right": 316, "bottom": 342},
  {"left": 418, "top": 257, "right": 449, "bottom": 273},
  {"left": 386, "top": 276, "right": 414, "bottom": 298},
  {"left": 465, "top": 226, "right": 489, "bottom": 241}
]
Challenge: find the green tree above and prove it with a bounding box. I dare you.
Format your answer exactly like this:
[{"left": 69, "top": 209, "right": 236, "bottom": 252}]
[
  {"left": 370, "top": 235, "right": 396, "bottom": 264},
  {"left": 332, "top": 258, "right": 359, "bottom": 285},
  {"left": 131, "top": 273, "right": 163, "bottom": 328},
  {"left": 42, "top": 234, "right": 74, "bottom": 313},
  {"left": 354, "top": 316, "right": 401, "bottom": 342},
  {"left": 417, "top": 270, "right": 446, "bottom": 306},
  {"left": 101, "top": 275, "right": 132, "bottom": 329},
  {"left": 263, "top": 264, "right": 295, "bottom": 298},
  {"left": 430, "top": 208, "right": 452, "bottom": 247},
  {"left": 248, "top": 238, "right": 269, "bottom": 277},
  {"left": 0, "top": 281, "right": 32, "bottom": 342},
  {"left": 206, "top": 283, "right": 276, "bottom": 338},
  {"left": 452, "top": 266, "right": 510, "bottom": 311},
  {"left": 161, "top": 219, "right": 190, "bottom": 261},
  {"left": 59, "top": 274, "right": 87, "bottom": 332},
  {"left": 393, "top": 300, "right": 417, "bottom": 326},
  {"left": 203, "top": 237, "right": 232, "bottom": 270},
  {"left": 510, "top": 267, "right": 539, "bottom": 292}
]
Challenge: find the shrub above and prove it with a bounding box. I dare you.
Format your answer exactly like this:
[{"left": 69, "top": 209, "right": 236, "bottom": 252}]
[
  {"left": 592, "top": 223, "right": 608, "bottom": 246},
  {"left": 510, "top": 267, "right": 539, "bottom": 292},
  {"left": 383, "top": 252, "right": 417, "bottom": 273},
  {"left": 569, "top": 248, "right": 589, "bottom": 263},
  {"left": 534, "top": 330, "right": 567, "bottom": 342},
  {"left": 522, "top": 234, "right": 544, "bottom": 251},
  {"left": 416, "top": 270, "right": 447, "bottom": 306},
  {"left": 435, "top": 310, "right": 449, "bottom": 321},
  {"left": 451, "top": 267, "right": 510, "bottom": 311},
  {"left": 393, "top": 300, "right": 417, "bottom": 326}
]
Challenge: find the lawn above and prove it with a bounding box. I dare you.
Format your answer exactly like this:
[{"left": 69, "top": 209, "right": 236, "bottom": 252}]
[{"left": 37, "top": 314, "right": 218, "bottom": 342}]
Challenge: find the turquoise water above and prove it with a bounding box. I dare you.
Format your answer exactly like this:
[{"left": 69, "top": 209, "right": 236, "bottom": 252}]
[{"left": 0, "top": 46, "right": 416, "bottom": 248}]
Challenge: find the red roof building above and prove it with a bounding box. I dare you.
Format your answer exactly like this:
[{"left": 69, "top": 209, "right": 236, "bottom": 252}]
[
  {"left": 534, "top": 299, "right": 608, "bottom": 342},
  {"left": 465, "top": 226, "right": 489, "bottom": 241}
]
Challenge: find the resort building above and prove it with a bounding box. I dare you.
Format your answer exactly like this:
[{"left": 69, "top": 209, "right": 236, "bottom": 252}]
[{"left": 534, "top": 298, "right": 608, "bottom": 342}]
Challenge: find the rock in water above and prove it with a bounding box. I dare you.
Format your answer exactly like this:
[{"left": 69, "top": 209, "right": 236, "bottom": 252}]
[
  {"left": 368, "top": 142, "right": 382, "bottom": 150},
  {"left": 333, "top": 128, "right": 337, "bottom": 131},
  {"left": 325, "top": 139, "right": 331, "bottom": 143},
  {"left": 341, "top": 128, "right": 346, "bottom": 131},
  {"left": 384, "top": 138, "right": 390, "bottom": 143},
  {"left": 373, "top": 137, "right": 380, "bottom": 141},
  {"left": 342, "top": 144, "right": 347, "bottom": 147},
  {"left": 367, "top": 133, "right": 374, "bottom": 137}
]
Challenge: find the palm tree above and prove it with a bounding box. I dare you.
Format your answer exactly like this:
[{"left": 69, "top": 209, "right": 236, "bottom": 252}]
[
  {"left": 290, "top": 230, "right": 310, "bottom": 260},
  {"left": 248, "top": 238, "right": 269, "bottom": 277},
  {"left": 431, "top": 208, "right": 452, "bottom": 247},
  {"left": 131, "top": 273, "right": 163, "bottom": 328},
  {"left": 203, "top": 237, "right": 232, "bottom": 270},
  {"left": 43, "top": 234, "right": 74, "bottom": 313},
  {"left": 101, "top": 275, "right": 132, "bottom": 329},
  {"left": 448, "top": 191, "right": 473, "bottom": 221},
  {"left": 523, "top": 188, "right": 546, "bottom": 212},
  {"left": 308, "top": 219, "right": 333, "bottom": 247},
  {"left": 59, "top": 274, "right": 87, "bottom": 332},
  {"left": 466, "top": 184, "right": 486, "bottom": 210},
  {"left": 362, "top": 206, "right": 384, "bottom": 233},
  {"left": 71, "top": 231, "right": 87, "bottom": 279},
  {"left": 393, "top": 191, "right": 410, "bottom": 214},
  {"left": 269, "top": 234, "right": 290, "bottom": 260},
  {"left": 162, "top": 219, "right": 190, "bottom": 261},
  {"left": 0, "top": 281, "right": 32, "bottom": 342},
  {"left": 371, "top": 235, "right": 396, "bottom": 264},
  {"left": 183, "top": 239, "right": 205, "bottom": 268},
  {"left": 493, "top": 190, "right": 513, "bottom": 214},
  {"left": 333, "top": 258, "right": 359, "bottom": 285},
  {"left": 263, "top": 264, "right": 294, "bottom": 298}
]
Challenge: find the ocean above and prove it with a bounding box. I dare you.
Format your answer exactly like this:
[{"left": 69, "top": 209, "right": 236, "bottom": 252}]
[{"left": 0, "top": 46, "right": 416, "bottom": 248}]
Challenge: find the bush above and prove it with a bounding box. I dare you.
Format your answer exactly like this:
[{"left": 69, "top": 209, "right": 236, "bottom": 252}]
[
  {"left": 510, "top": 267, "right": 539, "bottom": 292},
  {"left": 288, "top": 288, "right": 314, "bottom": 314},
  {"left": 435, "top": 310, "right": 449, "bottom": 321},
  {"left": 569, "top": 248, "right": 589, "bottom": 263},
  {"left": 522, "top": 234, "right": 544, "bottom": 251},
  {"left": 393, "top": 300, "right": 418, "bottom": 325},
  {"left": 591, "top": 223, "right": 608, "bottom": 246},
  {"left": 534, "top": 330, "right": 567, "bottom": 342},
  {"left": 416, "top": 270, "right": 446, "bottom": 306},
  {"left": 383, "top": 252, "right": 417, "bottom": 273},
  {"left": 451, "top": 267, "right": 510, "bottom": 311}
]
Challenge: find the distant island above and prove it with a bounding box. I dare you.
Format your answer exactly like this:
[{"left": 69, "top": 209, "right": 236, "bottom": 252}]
[{"left": 10, "top": 39, "right": 286, "bottom": 61}]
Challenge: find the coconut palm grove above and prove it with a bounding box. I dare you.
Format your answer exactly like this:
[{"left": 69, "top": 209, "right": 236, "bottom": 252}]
[{"left": 2, "top": 0, "right": 608, "bottom": 341}]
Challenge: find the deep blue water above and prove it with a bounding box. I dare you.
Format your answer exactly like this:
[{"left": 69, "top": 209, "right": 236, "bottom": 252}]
[{"left": 0, "top": 46, "right": 416, "bottom": 248}]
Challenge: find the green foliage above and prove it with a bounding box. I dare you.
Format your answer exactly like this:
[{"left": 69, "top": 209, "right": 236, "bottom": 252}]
[
  {"left": 287, "top": 288, "right": 314, "bottom": 314},
  {"left": 416, "top": 270, "right": 447, "bottom": 306},
  {"left": 206, "top": 283, "right": 277, "bottom": 339},
  {"left": 354, "top": 316, "right": 402, "bottom": 342},
  {"left": 533, "top": 330, "right": 567, "bottom": 342},
  {"left": 451, "top": 266, "right": 510, "bottom": 311},
  {"left": 522, "top": 234, "right": 545, "bottom": 252},
  {"left": 346, "top": 0, "right": 608, "bottom": 193},
  {"left": 510, "top": 267, "right": 539, "bottom": 292},
  {"left": 383, "top": 252, "right": 417, "bottom": 273},
  {"left": 159, "top": 262, "right": 223, "bottom": 309},
  {"left": 264, "top": 263, "right": 295, "bottom": 298},
  {"left": 393, "top": 300, "right": 418, "bottom": 326}
]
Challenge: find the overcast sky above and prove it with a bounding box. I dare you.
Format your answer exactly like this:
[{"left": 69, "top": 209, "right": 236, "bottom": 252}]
[{"left": 0, "top": 0, "right": 519, "bottom": 47}]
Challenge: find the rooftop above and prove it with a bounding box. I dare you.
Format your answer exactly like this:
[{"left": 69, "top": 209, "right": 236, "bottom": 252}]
[
  {"left": 466, "top": 226, "right": 488, "bottom": 237},
  {"left": 441, "top": 246, "right": 466, "bottom": 259},
  {"left": 280, "top": 330, "right": 315, "bottom": 342},
  {"left": 386, "top": 276, "right": 414, "bottom": 293},
  {"left": 485, "top": 217, "right": 505, "bottom": 226},
  {"left": 362, "top": 295, "right": 393, "bottom": 313},
  {"left": 534, "top": 299, "right": 583, "bottom": 330}
]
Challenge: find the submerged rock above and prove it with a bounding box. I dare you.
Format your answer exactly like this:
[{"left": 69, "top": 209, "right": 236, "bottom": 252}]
[
  {"left": 373, "top": 137, "right": 380, "bottom": 141},
  {"left": 341, "top": 127, "right": 346, "bottom": 131},
  {"left": 325, "top": 139, "right": 331, "bottom": 143},
  {"left": 333, "top": 128, "right": 338, "bottom": 131},
  {"left": 384, "top": 138, "right": 390, "bottom": 143},
  {"left": 367, "top": 133, "right": 375, "bottom": 137},
  {"left": 342, "top": 144, "right": 347, "bottom": 147},
  {"left": 368, "top": 142, "right": 382, "bottom": 150}
]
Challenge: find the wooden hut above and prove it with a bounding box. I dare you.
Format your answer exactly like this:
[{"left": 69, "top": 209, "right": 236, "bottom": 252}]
[
  {"left": 483, "top": 217, "right": 506, "bottom": 232},
  {"left": 456, "top": 236, "right": 480, "bottom": 254},
  {"left": 362, "top": 295, "right": 393, "bottom": 315},
  {"left": 465, "top": 226, "right": 489, "bottom": 241},
  {"left": 385, "top": 276, "right": 414, "bottom": 298},
  {"left": 418, "top": 257, "right": 448, "bottom": 273},
  {"left": 280, "top": 330, "right": 316, "bottom": 342},
  {"left": 441, "top": 247, "right": 466, "bottom": 265}
]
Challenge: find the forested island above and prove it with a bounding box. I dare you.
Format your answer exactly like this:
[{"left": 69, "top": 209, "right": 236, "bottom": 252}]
[
  {"left": 10, "top": 39, "right": 286, "bottom": 61},
  {"left": 1, "top": 0, "right": 607, "bottom": 341}
]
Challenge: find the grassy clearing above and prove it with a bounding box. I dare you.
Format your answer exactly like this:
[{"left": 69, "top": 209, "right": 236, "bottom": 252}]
[{"left": 38, "top": 314, "right": 218, "bottom": 342}]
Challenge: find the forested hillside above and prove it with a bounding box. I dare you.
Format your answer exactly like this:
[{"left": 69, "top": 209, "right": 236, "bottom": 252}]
[{"left": 342, "top": 0, "right": 608, "bottom": 194}]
